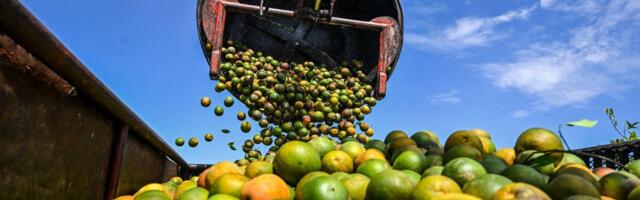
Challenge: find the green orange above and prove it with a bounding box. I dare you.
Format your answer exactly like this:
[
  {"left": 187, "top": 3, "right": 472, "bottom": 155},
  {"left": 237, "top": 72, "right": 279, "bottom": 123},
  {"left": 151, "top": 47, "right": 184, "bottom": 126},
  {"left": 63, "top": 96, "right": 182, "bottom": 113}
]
[
  {"left": 514, "top": 127, "right": 564, "bottom": 154},
  {"left": 463, "top": 174, "right": 512, "bottom": 200},
  {"left": 341, "top": 173, "right": 370, "bottom": 200},
  {"left": 210, "top": 174, "right": 249, "bottom": 198},
  {"left": 273, "top": 141, "right": 321, "bottom": 185},
  {"left": 357, "top": 159, "right": 391, "bottom": 178},
  {"left": 411, "top": 175, "right": 461, "bottom": 200},
  {"left": 245, "top": 161, "right": 273, "bottom": 178},
  {"left": 298, "top": 176, "right": 349, "bottom": 200},
  {"left": 442, "top": 157, "right": 487, "bottom": 186},
  {"left": 321, "top": 150, "right": 354, "bottom": 173},
  {"left": 365, "top": 169, "right": 416, "bottom": 200}
]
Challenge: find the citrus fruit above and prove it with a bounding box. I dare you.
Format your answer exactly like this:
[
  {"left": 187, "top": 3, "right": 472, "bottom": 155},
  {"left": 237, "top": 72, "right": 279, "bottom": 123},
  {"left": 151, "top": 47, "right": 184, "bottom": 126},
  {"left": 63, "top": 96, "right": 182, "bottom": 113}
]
[
  {"left": 480, "top": 155, "right": 508, "bottom": 174},
  {"left": 425, "top": 154, "right": 443, "bottom": 168},
  {"left": 365, "top": 169, "right": 416, "bottom": 200},
  {"left": 364, "top": 139, "right": 387, "bottom": 154},
  {"left": 188, "top": 137, "right": 198, "bottom": 147},
  {"left": 553, "top": 165, "right": 600, "bottom": 190},
  {"left": 390, "top": 145, "right": 422, "bottom": 163},
  {"left": 175, "top": 137, "right": 185, "bottom": 146},
  {"left": 547, "top": 173, "right": 600, "bottom": 200},
  {"left": 299, "top": 176, "right": 349, "bottom": 200},
  {"left": 321, "top": 150, "right": 354, "bottom": 173},
  {"left": 500, "top": 164, "right": 549, "bottom": 190},
  {"left": 214, "top": 106, "right": 224, "bottom": 116},
  {"left": 554, "top": 153, "right": 586, "bottom": 172},
  {"left": 176, "top": 187, "right": 209, "bottom": 200},
  {"left": 245, "top": 161, "right": 273, "bottom": 178},
  {"left": 331, "top": 171, "right": 350, "bottom": 181},
  {"left": 342, "top": 173, "right": 370, "bottom": 200},
  {"left": 478, "top": 136, "right": 496, "bottom": 155},
  {"left": 442, "top": 157, "right": 487, "bottom": 186},
  {"left": 295, "top": 171, "right": 329, "bottom": 200},
  {"left": 134, "top": 183, "right": 169, "bottom": 197},
  {"left": 411, "top": 130, "right": 440, "bottom": 147},
  {"left": 411, "top": 175, "right": 461, "bottom": 200},
  {"left": 463, "top": 174, "right": 512, "bottom": 200},
  {"left": 444, "top": 130, "right": 485, "bottom": 155},
  {"left": 198, "top": 167, "right": 212, "bottom": 187},
  {"left": 170, "top": 177, "right": 183, "bottom": 185},
  {"left": 628, "top": 185, "right": 640, "bottom": 200},
  {"left": 494, "top": 148, "right": 515, "bottom": 165},
  {"left": 357, "top": 159, "right": 391, "bottom": 178},
  {"left": 492, "top": 183, "right": 551, "bottom": 200},
  {"left": 204, "top": 133, "right": 214, "bottom": 142},
  {"left": 593, "top": 167, "right": 615, "bottom": 177},
  {"left": 384, "top": 130, "right": 408, "bottom": 144},
  {"left": 210, "top": 174, "right": 249, "bottom": 198},
  {"left": 208, "top": 194, "right": 240, "bottom": 200},
  {"left": 600, "top": 171, "right": 640, "bottom": 200},
  {"left": 626, "top": 159, "right": 640, "bottom": 178},
  {"left": 437, "top": 193, "right": 482, "bottom": 200},
  {"left": 387, "top": 137, "right": 417, "bottom": 157},
  {"left": 115, "top": 195, "right": 134, "bottom": 200},
  {"left": 564, "top": 195, "right": 600, "bottom": 200},
  {"left": 514, "top": 127, "right": 564, "bottom": 154},
  {"left": 204, "top": 161, "right": 242, "bottom": 189},
  {"left": 201, "top": 97, "right": 211, "bottom": 107},
  {"left": 392, "top": 150, "right": 428, "bottom": 173},
  {"left": 273, "top": 141, "right": 321, "bottom": 185},
  {"left": 134, "top": 190, "right": 171, "bottom": 200},
  {"left": 355, "top": 149, "right": 386, "bottom": 166},
  {"left": 175, "top": 181, "right": 197, "bottom": 199},
  {"left": 443, "top": 144, "right": 483, "bottom": 163},
  {"left": 401, "top": 169, "right": 421, "bottom": 185},
  {"left": 224, "top": 96, "right": 234, "bottom": 107},
  {"left": 241, "top": 174, "right": 290, "bottom": 200},
  {"left": 422, "top": 166, "right": 444, "bottom": 177},
  {"left": 307, "top": 136, "right": 336, "bottom": 157},
  {"left": 340, "top": 141, "right": 366, "bottom": 160}
]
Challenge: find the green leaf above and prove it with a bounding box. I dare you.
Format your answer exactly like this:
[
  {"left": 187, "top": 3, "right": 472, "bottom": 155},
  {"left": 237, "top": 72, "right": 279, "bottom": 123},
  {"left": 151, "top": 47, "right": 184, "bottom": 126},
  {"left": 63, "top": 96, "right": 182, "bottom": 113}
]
[
  {"left": 221, "top": 129, "right": 231, "bottom": 134},
  {"left": 228, "top": 142, "right": 236, "bottom": 151},
  {"left": 566, "top": 119, "right": 598, "bottom": 128}
]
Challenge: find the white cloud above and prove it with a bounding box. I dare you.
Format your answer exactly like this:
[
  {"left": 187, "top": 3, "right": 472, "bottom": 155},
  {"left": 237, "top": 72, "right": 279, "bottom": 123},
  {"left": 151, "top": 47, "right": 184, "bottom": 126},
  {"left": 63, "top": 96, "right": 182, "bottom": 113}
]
[
  {"left": 540, "top": 0, "right": 604, "bottom": 14},
  {"left": 406, "top": 6, "right": 535, "bottom": 51},
  {"left": 485, "top": 0, "right": 640, "bottom": 109},
  {"left": 511, "top": 110, "right": 531, "bottom": 118},
  {"left": 428, "top": 90, "right": 462, "bottom": 105}
]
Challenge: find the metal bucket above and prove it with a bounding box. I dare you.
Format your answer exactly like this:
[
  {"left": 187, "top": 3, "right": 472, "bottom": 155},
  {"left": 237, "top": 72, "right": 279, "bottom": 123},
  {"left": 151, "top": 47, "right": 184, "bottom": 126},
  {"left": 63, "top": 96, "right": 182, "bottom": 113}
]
[{"left": 197, "top": 0, "right": 403, "bottom": 99}]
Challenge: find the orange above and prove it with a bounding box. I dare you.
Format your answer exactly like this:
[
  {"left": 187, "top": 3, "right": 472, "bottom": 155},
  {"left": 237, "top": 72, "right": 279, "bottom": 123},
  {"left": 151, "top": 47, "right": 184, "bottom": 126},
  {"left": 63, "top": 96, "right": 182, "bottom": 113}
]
[
  {"left": 241, "top": 174, "right": 290, "bottom": 200},
  {"left": 205, "top": 161, "right": 242, "bottom": 189},
  {"left": 210, "top": 174, "right": 250, "bottom": 198},
  {"left": 321, "top": 150, "right": 354, "bottom": 173},
  {"left": 514, "top": 127, "right": 564, "bottom": 154},
  {"left": 354, "top": 149, "right": 386, "bottom": 166},
  {"left": 494, "top": 148, "right": 516, "bottom": 165}
]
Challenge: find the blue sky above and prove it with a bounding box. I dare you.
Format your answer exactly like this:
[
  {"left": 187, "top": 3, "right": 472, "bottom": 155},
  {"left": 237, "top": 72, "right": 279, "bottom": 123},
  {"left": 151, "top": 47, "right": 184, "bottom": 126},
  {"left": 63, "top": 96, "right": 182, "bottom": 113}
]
[{"left": 22, "top": 0, "right": 639, "bottom": 164}]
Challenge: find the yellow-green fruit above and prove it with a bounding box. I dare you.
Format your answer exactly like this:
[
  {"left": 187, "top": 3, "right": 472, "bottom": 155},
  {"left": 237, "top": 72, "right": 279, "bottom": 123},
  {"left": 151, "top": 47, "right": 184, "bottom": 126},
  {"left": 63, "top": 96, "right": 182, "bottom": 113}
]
[
  {"left": 492, "top": 183, "right": 551, "bottom": 200},
  {"left": 514, "top": 127, "right": 564, "bottom": 154},
  {"left": 245, "top": 161, "right": 273, "bottom": 178},
  {"left": 176, "top": 187, "right": 208, "bottom": 200},
  {"left": 134, "top": 190, "right": 170, "bottom": 200},
  {"left": 210, "top": 174, "right": 250, "bottom": 198},
  {"left": 411, "top": 175, "right": 461, "bottom": 200},
  {"left": 273, "top": 141, "right": 322, "bottom": 185},
  {"left": 342, "top": 174, "right": 370, "bottom": 200},
  {"left": 321, "top": 150, "right": 354, "bottom": 173},
  {"left": 175, "top": 180, "right": 197, "bottom": 199}
]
